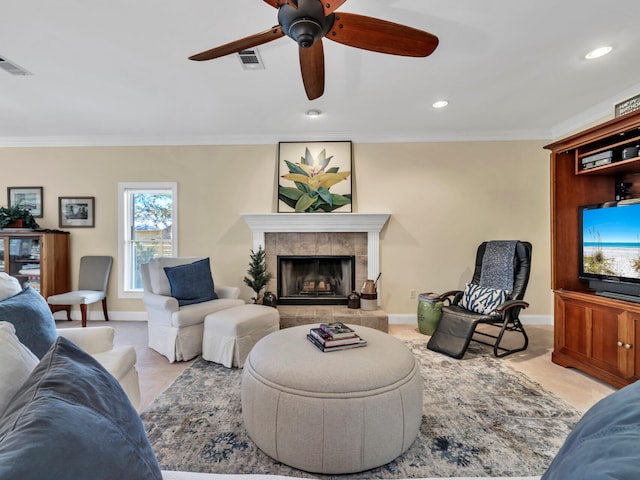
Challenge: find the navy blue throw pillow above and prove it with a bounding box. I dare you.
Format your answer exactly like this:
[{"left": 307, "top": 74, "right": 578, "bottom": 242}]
[
  {"left": 0, "top": 337, "right": 162, "bottom": 480},
  {"left": 0, "top": 286, "right": 57, "bottom": 358},
  {"left": 164, "top": 257, "right": 218, "bottom": 306}
]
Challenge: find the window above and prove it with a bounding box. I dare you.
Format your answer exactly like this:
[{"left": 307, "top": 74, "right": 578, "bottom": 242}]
[{"left": 118, "top": 182, "right": 177, "bottom": 297}]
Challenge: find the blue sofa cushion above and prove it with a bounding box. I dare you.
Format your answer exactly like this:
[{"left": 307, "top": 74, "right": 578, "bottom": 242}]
[
  {"left": 164, "top": 257, "right": 218, "bottom": 306},
  {"left": 542, "top": 380, "right": 640, "bottom": 480},
  {"left": 0, "top": 286, "right": 56, "bottom": 358},
  {"left": 0, "top": 337, "right": 162, "bottom": 480}
]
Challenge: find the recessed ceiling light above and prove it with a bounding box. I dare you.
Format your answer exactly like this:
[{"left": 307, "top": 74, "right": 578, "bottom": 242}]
[
  {"left": 585, "top": 46, "right": 612, "bottom": 60},
  {"left": 306, "top": 109, "right": 322, "bottom": 117},
  {"left": 432, "top": 100, "right": 449, "bottom": 109}
]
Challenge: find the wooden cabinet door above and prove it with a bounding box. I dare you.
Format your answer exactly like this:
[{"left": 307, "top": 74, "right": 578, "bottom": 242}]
[
  {"left": 555, "top": 294, "right": 622, "bottom": 377},
  {"left": 618, "top": 312, "right": 640, "bottom": 381},
  {"left": 590, "top": 304, "right": 624, "bottom": 377}
]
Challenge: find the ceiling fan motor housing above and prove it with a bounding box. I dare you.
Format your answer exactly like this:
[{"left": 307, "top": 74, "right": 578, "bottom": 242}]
[{"left": 278, "top": 0, "right": 334, "bottom": 48}]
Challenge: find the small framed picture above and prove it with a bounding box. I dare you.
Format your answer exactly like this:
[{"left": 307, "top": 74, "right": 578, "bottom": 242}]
[
  {"left": 7, "top": 186, "right": 43, "bottom": 218},
  {"left": 59, "top": 196, "right": 95, "bottom": 228}
]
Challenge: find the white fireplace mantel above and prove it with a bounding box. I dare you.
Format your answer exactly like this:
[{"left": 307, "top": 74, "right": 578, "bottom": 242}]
[{"left": 242, "top": 213, "right": 391, "bottom": 280}]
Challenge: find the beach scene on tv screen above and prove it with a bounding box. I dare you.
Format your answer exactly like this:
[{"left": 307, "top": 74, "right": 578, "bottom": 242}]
[{"left": 583, "top": 204, "right": 640, "bottom": 280}]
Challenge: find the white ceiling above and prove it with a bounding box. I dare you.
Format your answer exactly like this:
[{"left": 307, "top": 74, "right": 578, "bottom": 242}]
[{"left": 1, "top": 0, "right": 639, "bottom": 147}]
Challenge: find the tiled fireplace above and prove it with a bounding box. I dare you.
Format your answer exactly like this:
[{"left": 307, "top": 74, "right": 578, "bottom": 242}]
[
  {"left": 242, "top": 213, "right": 390, "bottom": 297},
  {"left": 242, "top": 214, "right": 391, "bottom": 330},
  {"left": 265, "top": 231, "right": 367, "bottom": 306}
]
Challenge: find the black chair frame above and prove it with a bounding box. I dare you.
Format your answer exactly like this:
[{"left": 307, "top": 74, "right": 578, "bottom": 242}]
[{"left": 427, "top": 241, "right": 532, "bottom": 359}]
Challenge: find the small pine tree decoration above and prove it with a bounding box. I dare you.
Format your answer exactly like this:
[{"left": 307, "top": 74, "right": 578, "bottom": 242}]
[{"left": 243, "top": 246, "right": 273, "bottom": 303}]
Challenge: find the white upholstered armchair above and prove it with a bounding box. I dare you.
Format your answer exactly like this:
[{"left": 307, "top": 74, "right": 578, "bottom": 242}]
[
  {"left": 57, "top": 326, "right": 140, "bottom": 410},
  {"left": 141, "top": 257, "right": 244, "bottom": 363}
]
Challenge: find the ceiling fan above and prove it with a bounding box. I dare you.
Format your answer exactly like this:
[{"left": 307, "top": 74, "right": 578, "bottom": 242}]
[{"left": 189, "top": 0, "right": 439, "bottom": 100}]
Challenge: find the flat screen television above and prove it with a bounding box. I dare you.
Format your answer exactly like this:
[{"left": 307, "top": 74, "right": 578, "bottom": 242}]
[{"left": 579, "top": 199, "right": 640, "bottom": 301}]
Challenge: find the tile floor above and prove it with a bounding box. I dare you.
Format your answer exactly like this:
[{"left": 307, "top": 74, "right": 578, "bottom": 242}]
[{"left": 57, "top": 320, "right": 616, "bottom": 412}]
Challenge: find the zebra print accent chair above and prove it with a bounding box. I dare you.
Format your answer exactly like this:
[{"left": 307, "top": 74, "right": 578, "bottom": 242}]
[{"left": 427, "top": 241, "right": 532, "bottom": 359}]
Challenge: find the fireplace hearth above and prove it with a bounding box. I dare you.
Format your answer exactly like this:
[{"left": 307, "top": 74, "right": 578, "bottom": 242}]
[{"left": 278, "top": 255, "right": 355, "bottom": 305}]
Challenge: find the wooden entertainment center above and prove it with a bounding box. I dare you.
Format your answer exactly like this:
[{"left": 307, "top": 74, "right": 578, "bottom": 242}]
[{"left": 545, "top": 109, "right": 640, "bottom": 388}]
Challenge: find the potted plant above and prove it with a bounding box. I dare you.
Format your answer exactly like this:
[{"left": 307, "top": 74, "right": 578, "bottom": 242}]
[
  {"left": 243, "top": 246, "right": 273, "bottom": 304},
  {"left": 0, "top": 205, "right": 40, "bottom": 230}
]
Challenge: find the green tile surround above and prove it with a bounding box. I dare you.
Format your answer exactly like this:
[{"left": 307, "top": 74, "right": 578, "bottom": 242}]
[{"left": 276, "top": 305, "right": 388, "bottom": 332}]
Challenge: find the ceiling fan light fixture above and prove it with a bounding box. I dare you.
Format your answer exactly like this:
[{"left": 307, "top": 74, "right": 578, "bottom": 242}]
[
  {"left": 278, "top": 0, "right": 333, "bottom": 48},
  {"left": 306, "top": 109, "right": 322, "bottom": 117},
  {"left": 585, "top": 46, "right": 612, "bottom": 60},
  {"left": 432, "top": 100, "right": 449, "bottom": 109},
  {"left": 288, "top": 18, "right": 323, "bottom": 48}
]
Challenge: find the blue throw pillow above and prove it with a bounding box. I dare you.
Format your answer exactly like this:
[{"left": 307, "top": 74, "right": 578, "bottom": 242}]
[
  {"left": 0, "top": 286, "right": 57, "bottom": 358},
  {"left": 0, "top": 337, "right": 162, "bottom": 480},
  {"left": 164, "top": 257, "right": 218, "bottom": 306},
  {"left": 542, "top": 380, "right": 640, "bottom": 480},
  {"left": 458, "top": 283, "right": 509, "bottom": 315}
]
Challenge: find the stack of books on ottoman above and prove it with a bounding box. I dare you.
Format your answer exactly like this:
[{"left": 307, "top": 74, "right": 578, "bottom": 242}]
[{"left": 307, "top": 322, "right": 367, "bottom": 352}]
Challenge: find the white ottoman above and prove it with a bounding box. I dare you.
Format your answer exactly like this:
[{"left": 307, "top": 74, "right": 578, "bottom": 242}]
[
  {"left": 202, "top": 304, "right": 280, "bottom": 368},
  {"left": 242, "top": 324, "right": 423, "bottom": 474}
]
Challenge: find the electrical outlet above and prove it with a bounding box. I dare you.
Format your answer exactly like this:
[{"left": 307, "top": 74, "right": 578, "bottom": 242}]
[{"left": 409, "top": 289, "right": 417, "bottom": 299}]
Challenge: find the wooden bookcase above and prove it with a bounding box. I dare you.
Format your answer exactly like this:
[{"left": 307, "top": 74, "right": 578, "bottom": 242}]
[
  {"left": 0, "top": 231, "right": 70, "bottom": 300},
  {"left": 545, "top": 109, "right": 640, "bottom": 388}
]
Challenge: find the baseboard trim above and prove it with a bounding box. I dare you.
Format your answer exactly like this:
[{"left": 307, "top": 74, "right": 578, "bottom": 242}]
[
  {"left": 59, "top": 311, "right": 553, "bottom": 326},
  {"left": 52, "top": 310, "right": 148, "bottom": 322},
  {"left": 388, "top": 313, "right": 552, "bottom": 326}
]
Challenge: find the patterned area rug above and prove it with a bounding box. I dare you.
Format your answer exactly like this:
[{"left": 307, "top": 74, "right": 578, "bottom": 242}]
[{"left": 141, "top": 340, "right": 581, "bottom": 478}]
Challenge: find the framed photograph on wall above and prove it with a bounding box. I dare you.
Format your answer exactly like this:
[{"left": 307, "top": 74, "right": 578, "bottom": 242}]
[
  {"left": 7, "top": 186, "right": 43, "bottom": 218},
  {"left": 277, "top": 141, "right": 352, "bottom": 213},
  {"left": 59, "top": 196, "right": 95, "bottom": 228}
]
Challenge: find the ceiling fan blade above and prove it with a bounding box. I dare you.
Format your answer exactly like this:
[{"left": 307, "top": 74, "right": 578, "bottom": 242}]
[
  {"left": 262, "top": 0, "right": 298, "bottom": 9},
  {"left": 299, "top": 40, "right": 325, "bottom": 100},
  {"left": 189, "top": 26, "right": 285, "bottom": 61},
  {"left": 321, "top": 0, "right": 348, "bottom": 15},
  {"left": 325, "top": 12, "right": 439, "bottom": 57}
]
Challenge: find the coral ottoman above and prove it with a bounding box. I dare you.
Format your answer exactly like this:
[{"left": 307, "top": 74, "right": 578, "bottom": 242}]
[
  {"left": 202, "top": 304, "right": 279, "bottom": 368},
  {"left": 241, "top": 324, "right": 423, "bottom": 474}
]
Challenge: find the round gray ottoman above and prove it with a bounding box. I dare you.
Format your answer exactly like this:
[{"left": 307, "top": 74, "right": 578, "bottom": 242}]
[{"left": 241, "top": 324, "right": 423, "bottom": 474}]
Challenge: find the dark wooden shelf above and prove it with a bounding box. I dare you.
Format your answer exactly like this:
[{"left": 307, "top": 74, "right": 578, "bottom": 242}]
[{"left": 577, "top": 155, "right": 640, "bottom": 176}]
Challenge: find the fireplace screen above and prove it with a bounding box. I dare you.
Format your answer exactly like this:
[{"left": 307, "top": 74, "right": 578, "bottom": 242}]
[{"left": 277, "top": 255, "right": 355, "bottom": 305}]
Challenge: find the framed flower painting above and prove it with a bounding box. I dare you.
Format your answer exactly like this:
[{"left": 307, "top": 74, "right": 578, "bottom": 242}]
[{"left": 277, "top": 141, "right": 352, "bottom": 213}]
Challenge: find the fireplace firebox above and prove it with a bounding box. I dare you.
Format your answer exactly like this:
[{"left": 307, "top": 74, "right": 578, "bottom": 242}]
[{"left": 277, "top": 255, "right": 355, "bottom": 305}]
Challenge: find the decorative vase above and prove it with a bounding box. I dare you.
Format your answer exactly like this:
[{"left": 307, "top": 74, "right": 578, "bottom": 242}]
[
  {"left": 262, "top": 291, "right": 277, "bottom": 308},
  {"left": 417, "top": 294, "right": 443, "bottom": 335},
  {"left": 347, "top": 291, "right": 360, "bottom": 309}
]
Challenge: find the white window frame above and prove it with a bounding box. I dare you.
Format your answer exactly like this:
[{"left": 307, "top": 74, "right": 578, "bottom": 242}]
[{"left": 118, "top": 182, "right": 178, "bottom": 298}]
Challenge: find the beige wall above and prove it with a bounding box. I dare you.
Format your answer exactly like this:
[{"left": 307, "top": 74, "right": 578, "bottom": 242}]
[{"left": 0, "top": 140, "right": 551, "bottom": 318}]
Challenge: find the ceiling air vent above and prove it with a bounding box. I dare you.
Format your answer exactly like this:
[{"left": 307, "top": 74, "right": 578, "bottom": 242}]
[
  {"left": 237, "top": 49, "right": 265, "bottom": 70},
  {"left": 0, "top": 56, "right": 32, "bottom": 76}
]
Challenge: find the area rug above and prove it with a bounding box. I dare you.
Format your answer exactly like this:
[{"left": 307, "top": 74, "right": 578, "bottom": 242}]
[{"left": 141, "top": 340, "right": 582, "bottom": 478}]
